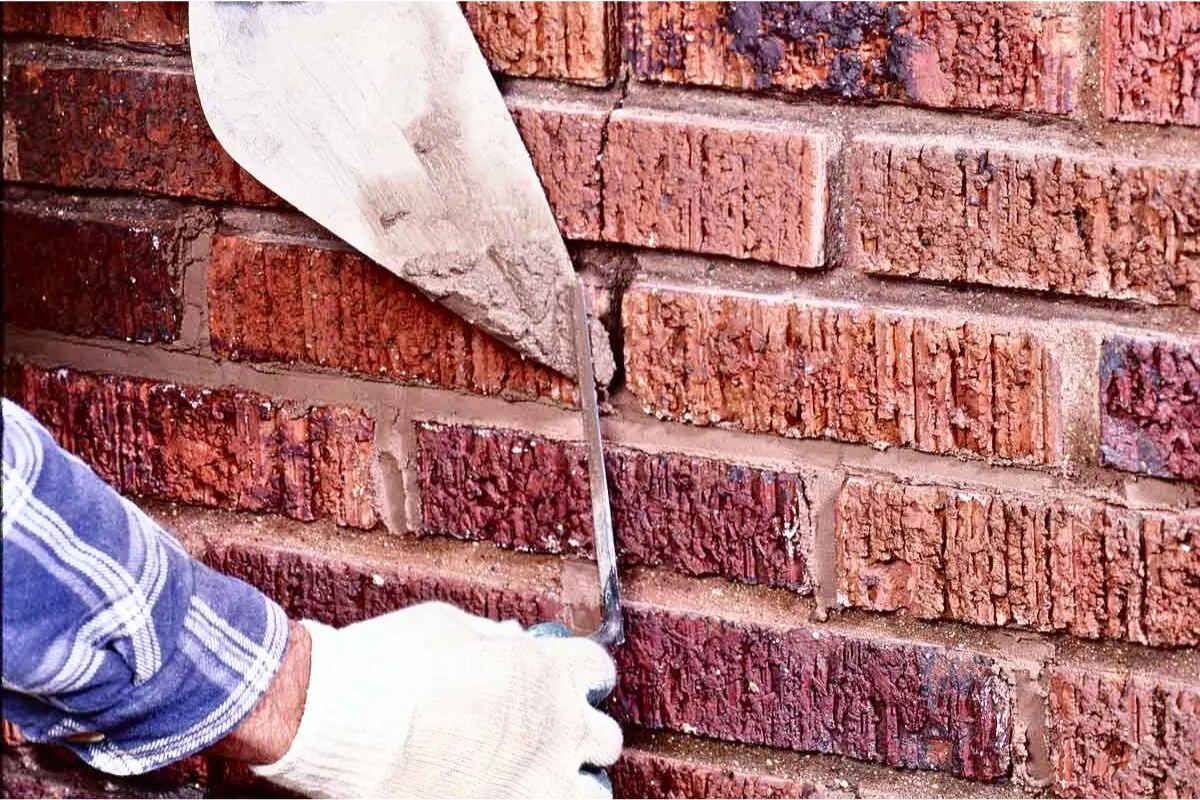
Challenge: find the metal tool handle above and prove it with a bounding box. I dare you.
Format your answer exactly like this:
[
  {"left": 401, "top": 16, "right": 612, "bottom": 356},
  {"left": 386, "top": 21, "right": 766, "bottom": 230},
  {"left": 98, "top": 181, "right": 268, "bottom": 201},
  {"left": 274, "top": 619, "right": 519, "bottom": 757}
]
[{"left": 570, "top": 277, "right": 624, "bottom": 649}]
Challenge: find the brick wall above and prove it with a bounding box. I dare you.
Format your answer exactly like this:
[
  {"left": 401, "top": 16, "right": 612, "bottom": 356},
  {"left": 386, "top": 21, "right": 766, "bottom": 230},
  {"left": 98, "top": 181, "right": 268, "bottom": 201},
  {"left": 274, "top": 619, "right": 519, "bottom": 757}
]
[{"left": 2, "top": 3, "right": 1198, "bottom": 798}]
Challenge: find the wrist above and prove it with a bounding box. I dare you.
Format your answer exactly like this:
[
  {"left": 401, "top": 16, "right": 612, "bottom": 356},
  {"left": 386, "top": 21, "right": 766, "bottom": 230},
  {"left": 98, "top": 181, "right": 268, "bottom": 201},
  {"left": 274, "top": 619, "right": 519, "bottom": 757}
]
[{"left": 207, "top": 619, "right": 311, "bottom": 765}]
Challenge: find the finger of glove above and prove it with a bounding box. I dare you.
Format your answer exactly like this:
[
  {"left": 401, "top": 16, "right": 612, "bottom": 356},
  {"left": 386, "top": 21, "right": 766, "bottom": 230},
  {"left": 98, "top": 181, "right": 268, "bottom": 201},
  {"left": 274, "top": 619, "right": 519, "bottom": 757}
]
[
  {"left": 578, "top": 705, "right": 623, "bottom": 767},
  {"left": 543, "top": 636, "right": 617, "bottom": 698},
  {"left": 571, "top": 771, "right": 614, "bottom": 800}
]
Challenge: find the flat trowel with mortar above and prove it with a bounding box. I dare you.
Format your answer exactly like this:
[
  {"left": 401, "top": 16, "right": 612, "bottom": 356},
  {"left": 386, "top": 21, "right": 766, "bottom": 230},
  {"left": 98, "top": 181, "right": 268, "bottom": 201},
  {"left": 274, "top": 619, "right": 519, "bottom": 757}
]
[{"left": 188, "top": 2, "right": 622, "bottom": 648}]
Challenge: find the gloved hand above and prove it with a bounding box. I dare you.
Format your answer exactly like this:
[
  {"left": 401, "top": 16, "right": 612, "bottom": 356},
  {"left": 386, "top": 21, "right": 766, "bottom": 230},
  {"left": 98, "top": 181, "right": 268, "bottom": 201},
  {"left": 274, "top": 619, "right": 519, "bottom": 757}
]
[{"left": 251, "top": 602, "right": 622, "bottom": 798}]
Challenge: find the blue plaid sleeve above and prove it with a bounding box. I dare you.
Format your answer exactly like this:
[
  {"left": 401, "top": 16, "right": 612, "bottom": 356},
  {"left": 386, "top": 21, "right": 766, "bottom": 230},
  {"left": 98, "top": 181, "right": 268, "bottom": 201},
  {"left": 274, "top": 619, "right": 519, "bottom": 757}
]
[{"left": 2, "top": 398, "right": 289, "bottom": 775}]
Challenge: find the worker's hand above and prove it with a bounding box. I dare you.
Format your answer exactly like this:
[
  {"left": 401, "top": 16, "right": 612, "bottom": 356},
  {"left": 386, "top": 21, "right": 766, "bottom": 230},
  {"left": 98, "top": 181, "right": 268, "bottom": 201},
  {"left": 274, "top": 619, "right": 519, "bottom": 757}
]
[{"left": 251, "top": 602, "right": 622, "bottom": 798}]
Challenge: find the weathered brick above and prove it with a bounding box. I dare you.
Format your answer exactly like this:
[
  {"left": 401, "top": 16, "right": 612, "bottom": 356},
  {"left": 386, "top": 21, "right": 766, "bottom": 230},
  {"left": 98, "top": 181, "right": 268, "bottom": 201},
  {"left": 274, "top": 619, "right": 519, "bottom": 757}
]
[
  {"left": 199, "top": 524, "right": 563, "bottom": 631},
  {"left": 1049, "top": 667, "right": 1200, "bottom": 797},
  {"left": 849, "top": 135, "right": 1200, "bottom": 310},
  {"left": 837, "top": 477, "right": 1200, "bottom": 646},
  {"left": 2, "top": 190, "right": 204, "bottom": 343},
  {"left": 613, "top": 603, "right": 1013, "bottom": 780},
  {"left": 1103, "top": 2, "right": 1200, "bottom": 126},
  {"left": 2, "top": 3, "right": 187, "bottom": 46},
  {"left": 612, "top": 745, "right": 841, "bottom": 799},
  {"left": 2, "top": 55, "right": 274, "bottom": 204},
  {"left": 464, "top": 2, "right": 614, "bottom": 86},
  {"left": 1101, "top": 335, "right": 1200, "bottom": 482},
  {"left": 5, "top": 363, "right": 377, "bottom": 528},
  {"left": 197, "top": 520, "right": 1011, "bottom": 780},
  {"left": 602, "top": 110, "right": 828, "bottom": 268},
  {"left": 626, "top": 3, "right": 1079, "bottom": 114},
  {"left": 623, "top": 283, "right": 1059, "bottom": 464},
  {"left": 207, "top": 233, "right": 575, "bottom": 404},
  {"left": 509, "top": 98, "right": 606, "bottom": 240},
  {"left": 416, "top": 424, "right": 812, "bottom": 591}
]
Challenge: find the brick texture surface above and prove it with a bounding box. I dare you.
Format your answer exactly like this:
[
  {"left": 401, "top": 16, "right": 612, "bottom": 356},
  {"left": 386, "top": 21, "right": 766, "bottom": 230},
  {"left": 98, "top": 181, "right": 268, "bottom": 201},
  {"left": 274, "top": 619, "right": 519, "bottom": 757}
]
[
  {"left": 1100, "top": 335, "right": 1200, "bottom": 483},
  {"left": 625, "top": 3, "right": 1079, "bottom": 114},
  {"left": 4, "top": 363, "right": 377, "bottom": 528},
  {"left": 3, "top": 191, "right": 205, "bottom": 343},
  {"left": 2, "top": 58, "right": 274, "bottom": 204},
  {"left": 464, "top": 2, "right": 613, "bottom": 86},
  {"left": 849, "top": 135, "right": 1200, "bottom": 310},
  {"left": 1103, "top": 2, "right": 1200, "bottom": 126},
  {"left": 613, "top": 603, "right": 1013, "bottom": 780},
  {"left": 202, "top": 533, "right": 562, "bottom": 631},
  {"left": 837, "top": 478, "right": 1200, "bottom": 646},
  {"left": 416, "top": 424, "right": 812, "bottom": 591},
  {"left": 612, "top": 747, "right": 839, "bottom": 799},
  {"left": 624, "top": 283, "right": 1059, "bottom": 464},
  {"left": 509, "top": 98, "right": 606, "bottom": 240},
  {"left": 207, "top": 233, "right": 575, "bottom": 404},
  {"left": 602, "top": 110, "right": 828, "bottom": 268},
  {"left": 2, "top": 2, "right": 187, "bottom": 46},
  {"left": 1049, "top": 667, "right": 1200, "bottom": 797}
]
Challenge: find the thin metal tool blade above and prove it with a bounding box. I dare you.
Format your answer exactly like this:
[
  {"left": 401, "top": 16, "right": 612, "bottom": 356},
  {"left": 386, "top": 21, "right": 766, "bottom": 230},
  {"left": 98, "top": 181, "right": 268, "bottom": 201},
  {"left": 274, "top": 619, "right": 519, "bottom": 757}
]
[{"left": 572, "top": 279, "right": 623, "bottom": 648}]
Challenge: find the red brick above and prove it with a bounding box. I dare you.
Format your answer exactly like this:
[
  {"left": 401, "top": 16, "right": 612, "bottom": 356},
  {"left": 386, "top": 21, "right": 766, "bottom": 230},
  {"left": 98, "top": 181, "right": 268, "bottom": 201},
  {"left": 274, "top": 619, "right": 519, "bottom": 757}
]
[
  {"left": 623, "top": 283, "right": 1059, "bottom": 464},
  {"left": 2, "top": 190, "right": 206, "bottom": 343},
  {"left": 416, "top": 424, "right": 812, "bottom": 591},
  {"left": 509, "top": 98, "right": 606, "bottom": 240},
  {"left": 1103, "top": 3, "right": 1200, "bottom": 126},
  {"left": 464, "top": 2, "right": 614, "bottom": 86},
  {"left": 195, "top": 520, "right": 1012, "bottom": 780},
  {"left": 837, "top": 477, "right": 1200, "bottom": 647},
  {"left": 2, "top": 3, "right": 187, "bottom": 47},
  {"left": 612, "top": 603, "right": 1013, "bottom": 780},
  {"left": 613, "top": 744, "right": 840, "bottom": 799},
  {"left": 626, "top": 3, "right": 1079, "bottom": 114},
  {"left": 602, "top": 110, "right": 828, "bottom": 268},
  {"left": 2, "top": 54, "right": 274, "bottom": 204},
  {"left": 5, "top": 363, "right": 377, "bottom": 528},
  {"left": 207, "top": 233, "right": 575, "bottom": 404},
  {"left": 849, "top": 135, "right": 1200, "bottom": 310},
  {"left": 1101, "top": 335, "right": 1200, "bottom": 482},
  {"left": 1049, "top": 667, "right": 1200, "bottom": 797}
]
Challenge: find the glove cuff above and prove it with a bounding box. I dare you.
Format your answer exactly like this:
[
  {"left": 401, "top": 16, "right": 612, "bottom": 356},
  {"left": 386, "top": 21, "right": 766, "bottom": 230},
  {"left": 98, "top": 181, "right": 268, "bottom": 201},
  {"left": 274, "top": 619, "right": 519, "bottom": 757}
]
[{"left": 250, "top": 620, "right": 406, "bottom": 797}]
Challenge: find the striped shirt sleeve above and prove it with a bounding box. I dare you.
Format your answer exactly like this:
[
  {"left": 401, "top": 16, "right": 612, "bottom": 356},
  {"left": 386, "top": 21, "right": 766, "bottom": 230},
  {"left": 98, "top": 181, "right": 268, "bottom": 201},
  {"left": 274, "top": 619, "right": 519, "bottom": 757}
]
[{"left": 2, "top": 398, "right": 289, "bottom": 775}]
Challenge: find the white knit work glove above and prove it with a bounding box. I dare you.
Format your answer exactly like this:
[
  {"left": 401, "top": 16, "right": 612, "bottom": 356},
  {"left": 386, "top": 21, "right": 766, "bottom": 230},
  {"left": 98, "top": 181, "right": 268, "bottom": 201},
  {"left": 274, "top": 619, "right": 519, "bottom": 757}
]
[{"left": 252, "top": 602, "right": 622, "bottom": 798}]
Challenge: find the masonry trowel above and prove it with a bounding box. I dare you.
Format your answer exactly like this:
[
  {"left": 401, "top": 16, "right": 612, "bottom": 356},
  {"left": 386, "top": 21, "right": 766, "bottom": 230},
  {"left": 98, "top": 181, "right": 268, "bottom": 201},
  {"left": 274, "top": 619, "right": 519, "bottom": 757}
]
[{"left": 188, "top": 2, "right": 622, "bottom": 648}]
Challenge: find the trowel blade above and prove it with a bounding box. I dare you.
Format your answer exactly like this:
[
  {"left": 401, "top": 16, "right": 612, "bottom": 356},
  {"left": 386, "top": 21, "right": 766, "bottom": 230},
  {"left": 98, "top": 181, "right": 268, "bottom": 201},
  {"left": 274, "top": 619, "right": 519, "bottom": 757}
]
[{"left": 188, "top": 1, "right": 578, "bottom": 378}]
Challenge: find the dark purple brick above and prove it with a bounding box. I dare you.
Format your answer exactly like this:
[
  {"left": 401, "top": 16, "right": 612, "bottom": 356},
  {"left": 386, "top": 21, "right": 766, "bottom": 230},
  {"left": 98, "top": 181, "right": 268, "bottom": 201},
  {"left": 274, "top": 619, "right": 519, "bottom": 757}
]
[
  {"left": 416, "top": 424, "right": 812, "bottom": 592},
  {"left": 1100, "top": 336, "right": 1200, "bottom": 482},
  {"left": 611, "top": 604, "right": 1014, "bottom": 780}
]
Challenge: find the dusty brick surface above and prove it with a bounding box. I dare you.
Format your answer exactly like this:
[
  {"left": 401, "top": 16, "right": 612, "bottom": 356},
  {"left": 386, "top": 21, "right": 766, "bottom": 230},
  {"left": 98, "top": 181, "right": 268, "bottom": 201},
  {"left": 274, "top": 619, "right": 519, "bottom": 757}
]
[
  {"left": 509, "top": 99, "right": 606, "bottom": 240},
  {"left": 602, "top": 110, "right": 828, "bottom": 268},
  {"left": 2, "top": 58, "right": 274, "bottom": 204},
  {"left": 207, "top": 233, "right": 575, "bottom": 404},
  {"left": 2, "top": 191, "right": 205, "bottom": 343},
  {"left": 2, "top": 2, "right": 187, "bottom": 46},
  {"left": 464, "top": 2, "right": 614, "bottom": 86},
  {"left": 625, "top": 3, "right": 1079, "bottom": 114},
  {"left": 837, "top": 478, "right": 1200, "bottom": 647},
  {"left": 1049, "top": 668, "right": 1200, "bottom": 797},
  {"left": 1, "top": 747, "right": 206, "bottom": 799},
  {"left": 1103, "top": 2, "right": 1200, "bottom": 126},
  {"left": 202, "top": 534, "right": 563, "bottom": 630},
  {"left": 849, "top": 135, "right": 1200, "bottom": 310},
  {"left": 1100, "top": 336, "right": 1200, "bottom": 483},
  {"left": 613, "top": 603, "right": 1013, "bottom": 780},
  {"left": 416, "top": 424, "right": 812, "bottom": 591},
  {"left": 623, "top": 283, "right": 1059, "bottom": 464},
  {"left": 5, "top": 363, "right": 377, "bottom": 528},
  {"left": 612, "top": 748, "right": 836, "bottom": 799}
]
